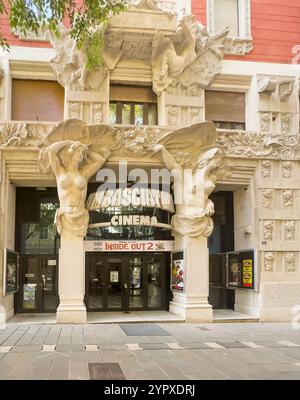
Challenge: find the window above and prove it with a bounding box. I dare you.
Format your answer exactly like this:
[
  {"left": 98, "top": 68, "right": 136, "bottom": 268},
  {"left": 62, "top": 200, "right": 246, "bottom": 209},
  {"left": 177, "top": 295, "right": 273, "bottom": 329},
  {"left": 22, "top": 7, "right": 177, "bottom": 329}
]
[
  {"left": 109, "top": 85, "right": 157, "bottom": 125},
  {"left": 205, "top": 91, "right": 245, "bottom": 130},
  {"left": 12, "top": 79, "right": 64, "bottom": 121},
  {"left": 207, "top": 0, "right": 251, "bottom": 39}
]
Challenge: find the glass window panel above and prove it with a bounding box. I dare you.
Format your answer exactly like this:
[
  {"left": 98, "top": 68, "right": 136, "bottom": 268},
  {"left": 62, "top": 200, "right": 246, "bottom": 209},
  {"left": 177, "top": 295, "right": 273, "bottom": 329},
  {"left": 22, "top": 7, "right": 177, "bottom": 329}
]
[
  {"left": 148, "top": 104, "right": 157, "bottom": 125},
  {"left": 147, "top": 257, "right": 162, "bottom": 308},
  {"left": 122, "top": 104, "right": 131, "bottom": 124},
  {"left": 107, "top": 258, "right": 122, "bottom": 308},
  {"left": 109, "top": 103, "right": 117, "bottom": 124},
  {"left": 88, "top": 258, "right": 104, "bottom": 309},
  {"left": 134, "top": 104, "right": 144, "bottom": 125},
  {"left": 215, "top": 0, "right": 239, "bottom": 37},
  {"left": 129, "top": 258, "right": 143, "bottom": 308}
]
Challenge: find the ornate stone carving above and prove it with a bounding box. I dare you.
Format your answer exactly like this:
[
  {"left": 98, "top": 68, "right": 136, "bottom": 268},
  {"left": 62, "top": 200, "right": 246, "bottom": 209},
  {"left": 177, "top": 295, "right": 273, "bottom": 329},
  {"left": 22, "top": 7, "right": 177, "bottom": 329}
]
[
  {"left": 285, "top": 252, "right": 296, "bottom": 272},
  {"left": 282, "top": 161, "right": 292, "bottom": 178},
  {"left": 259, "top": 112, "right": 271, "bottom": 133},
  {"left": 261, "top": 189, "right": 273, "bottom": 208},
  {"left": 284, "top": 221, "right": 295, "bottom": 241},
  {"left": 263, "top": 220, "right": 274, "bottom": 241},
  {"left": 278, "top": 80, "right": 294, "bottom": 101},
  {"left": 0, "top": 122, "right": 28, "bottom": 147},
  {"left": 257, "top": 77, "right": 277, "bottom": 94},
  {"left": 261, "top": 160, "right": 271, "bottom": 178},
  {"left": 167, "top": 106, "right": 179, "bottom": 125},
  {"left": 38, "top": 120, "right": 121, "bottom": 238},
  {"left": 121, "top": 126, "right": 160, "bottom": 155},
  {"left": 150, "top": 122, "right": 227, "bottom": 238},
  {"left": 281, "top": 113, "right": 292, "bottom": 135},
  {"left": 92, "top": 103, "right": 104, "bottom": 124},
  {"left": 69, "top": 102, "right": 81, "bottom": 119},
  {"left": 217, "top": 132, "right": 300, "bottom": 160},
  {"left": 224, "top": 37, "right": 253, "bottom": 56},
  {"left": 283, "top": 190, "right": 294, "bottom": 208},
  {"left": 49, "top": 25, "right": 108, "bottom": 91},
  {"left": 264, "top": 252, "right": 274, "bottom": 272},
  {"left": 190, "top": 107, "right": 202, "bottom": 124},
  {"left": 151, "top": 16, "right": 228, "bottom": 94}
]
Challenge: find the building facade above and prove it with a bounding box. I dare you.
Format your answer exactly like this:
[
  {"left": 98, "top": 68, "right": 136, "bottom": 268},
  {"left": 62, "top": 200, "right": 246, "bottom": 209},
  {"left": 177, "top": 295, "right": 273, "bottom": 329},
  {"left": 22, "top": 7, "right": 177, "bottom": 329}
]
[{"left": 0, "top": 0, "right": 300, "bottom": 324}]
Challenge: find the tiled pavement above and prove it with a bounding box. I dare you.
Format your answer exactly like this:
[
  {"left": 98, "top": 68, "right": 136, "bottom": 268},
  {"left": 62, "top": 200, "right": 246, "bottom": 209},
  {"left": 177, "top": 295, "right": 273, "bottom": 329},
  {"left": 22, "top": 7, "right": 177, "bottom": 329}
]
[{"left": 0, "top": 322, "right": 300, "bottom": 380}]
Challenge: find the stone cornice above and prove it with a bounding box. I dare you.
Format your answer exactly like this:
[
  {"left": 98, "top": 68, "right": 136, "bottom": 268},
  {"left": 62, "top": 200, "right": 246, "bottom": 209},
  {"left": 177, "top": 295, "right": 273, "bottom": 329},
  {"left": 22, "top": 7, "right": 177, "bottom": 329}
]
[{"left": 1, "top": 122, "right": 300, "bottom": 160}]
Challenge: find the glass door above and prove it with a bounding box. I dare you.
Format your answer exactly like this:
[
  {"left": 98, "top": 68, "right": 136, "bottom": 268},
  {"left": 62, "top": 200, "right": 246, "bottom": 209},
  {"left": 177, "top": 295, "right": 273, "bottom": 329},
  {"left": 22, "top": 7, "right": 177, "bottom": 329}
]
[
  {"left": 128, "top": 255, "right": 145, "bottom": 309},
  {"left": 19, "top": 255, "right": 58, "bottom": 313}
]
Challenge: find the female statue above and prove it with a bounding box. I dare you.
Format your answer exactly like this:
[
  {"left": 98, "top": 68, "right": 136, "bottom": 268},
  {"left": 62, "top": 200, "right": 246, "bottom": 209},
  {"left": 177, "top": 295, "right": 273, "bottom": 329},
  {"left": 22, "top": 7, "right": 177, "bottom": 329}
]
[{"left": 45, "top": 140, "right": 110, "bottom": 238}]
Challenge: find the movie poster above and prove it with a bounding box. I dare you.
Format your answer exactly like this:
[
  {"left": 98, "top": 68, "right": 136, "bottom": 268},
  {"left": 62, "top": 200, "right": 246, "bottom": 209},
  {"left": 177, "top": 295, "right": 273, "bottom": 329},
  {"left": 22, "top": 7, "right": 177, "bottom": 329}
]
[{"left": 172, "top": 251, "right": 185, "bottom": 291}]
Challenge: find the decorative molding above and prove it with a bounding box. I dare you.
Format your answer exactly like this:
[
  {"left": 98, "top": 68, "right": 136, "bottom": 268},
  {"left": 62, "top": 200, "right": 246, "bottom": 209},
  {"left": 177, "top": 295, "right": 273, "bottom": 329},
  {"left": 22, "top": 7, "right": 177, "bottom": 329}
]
[
  {"left": 282, "top": 161, "right": 292, "bottom": 178},
  {"left": 263, "top": 220, "right": 273, "bottom": 241},
  {"left": 283, "top": 190, "right": 294, "bottom": 208},
  {"left": 259, "top": 112, "right": 271, "bottom": 133},
  {"left": 278, "top": 80, "right": 295, "bottom": 102},
  {"left": 261, "top": 189, "right": 273, "bottom": 208},
  {"left": 285, "top": 252, "right": 296, "bottom": 272},
  {"left": 224, "top": 37, "right": 253, "bottom": 55},
  {"left": 284, "top": 221, "right": 295, "bottom": 241},
  {"left": 261, "top": 160, "right": 272, "bottom": 178},
  {"left": 69, "top": 102, "right": 81, "bottom": 119},
  {"left": 12, "top": 27, "right": 50, "bottom": 42},
  {"left": 264, "top": 252, "right": 274, "bottom": 272},
  {"left": 281, "top": 113, "right": 292, "bottom": 135},
  {"left": 0, "top": 122, "right": 54, "bottom": 148},
  {"left": 217, "top": 131, "right": 300, "bottom": 160},
  {"left": 166, "top": 106, "right": 179, "bottom": 125}
]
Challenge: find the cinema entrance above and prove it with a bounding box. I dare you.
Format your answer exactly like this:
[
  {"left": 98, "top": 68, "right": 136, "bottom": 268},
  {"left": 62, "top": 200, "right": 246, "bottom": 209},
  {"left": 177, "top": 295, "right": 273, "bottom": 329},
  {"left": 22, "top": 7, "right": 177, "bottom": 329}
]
[{"left": 85, "top": 252, "right": 170, "bottom": 312}]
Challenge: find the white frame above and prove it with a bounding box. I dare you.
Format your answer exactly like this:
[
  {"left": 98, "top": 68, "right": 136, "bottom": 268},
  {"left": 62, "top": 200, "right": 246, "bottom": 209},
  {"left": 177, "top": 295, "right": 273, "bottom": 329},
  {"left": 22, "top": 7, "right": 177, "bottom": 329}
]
[{"left": 207, "top": 0, "right": 251, "bottom": 39}]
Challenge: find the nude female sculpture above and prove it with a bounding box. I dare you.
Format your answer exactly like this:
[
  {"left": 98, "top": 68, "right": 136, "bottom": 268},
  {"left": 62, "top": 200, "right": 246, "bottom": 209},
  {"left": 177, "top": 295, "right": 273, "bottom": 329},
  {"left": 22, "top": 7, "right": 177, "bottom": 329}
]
[
  {"left": 152, "top": 143, "right": 224, "bottom": 237},
  {"left": 47, "top": 140, "right": 110, "bottom": 237}
]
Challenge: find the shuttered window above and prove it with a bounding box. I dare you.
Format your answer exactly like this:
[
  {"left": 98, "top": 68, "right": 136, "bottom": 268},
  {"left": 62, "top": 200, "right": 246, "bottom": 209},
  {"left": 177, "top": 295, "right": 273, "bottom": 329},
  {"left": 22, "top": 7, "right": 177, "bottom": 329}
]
[
  {"left": 205, "top": 91, "right": 245, "bottom": 130},
  {"left": 109, "top": 85, "right": 157, "bottom": 125},
  {"left": 214, "top": 0, "right": 239, "bottom": 37},
  {"left": 12, "top": 79, "right": 64, "bottom": 121}
]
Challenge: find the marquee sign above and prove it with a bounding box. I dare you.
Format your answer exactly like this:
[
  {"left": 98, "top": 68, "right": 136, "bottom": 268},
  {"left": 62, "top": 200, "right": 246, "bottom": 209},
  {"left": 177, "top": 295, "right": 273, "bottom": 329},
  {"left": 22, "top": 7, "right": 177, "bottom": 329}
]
[
  {"left": 84, "top": 240, "right": 174, "bottom": 252},
  {"left": 86, "top": 188, "right": 175, "bottom": 213}
]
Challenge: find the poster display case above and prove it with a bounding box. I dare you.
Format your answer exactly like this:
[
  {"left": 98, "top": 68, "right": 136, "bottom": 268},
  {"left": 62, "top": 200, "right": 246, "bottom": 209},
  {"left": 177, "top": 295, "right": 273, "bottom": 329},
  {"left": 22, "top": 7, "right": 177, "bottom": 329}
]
[
  {"left": 226, "top": 250, "right": 256, "bottom": 291},
  {"left": 3, "top": 249, "right": 19, "bottom": 296}
]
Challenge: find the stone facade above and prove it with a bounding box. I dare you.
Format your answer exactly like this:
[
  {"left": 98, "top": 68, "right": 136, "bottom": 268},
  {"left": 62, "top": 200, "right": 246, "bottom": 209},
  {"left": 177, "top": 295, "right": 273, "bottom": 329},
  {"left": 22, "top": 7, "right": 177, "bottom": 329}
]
[{"left": 0, "top": 2, "right": 300, "bottom": 324}]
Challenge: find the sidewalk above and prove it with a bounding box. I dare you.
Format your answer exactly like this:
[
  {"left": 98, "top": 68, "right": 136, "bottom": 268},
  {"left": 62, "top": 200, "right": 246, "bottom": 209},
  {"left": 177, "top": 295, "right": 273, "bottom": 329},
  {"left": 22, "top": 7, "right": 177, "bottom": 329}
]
[{"left": 1, "top": 322, "right": 300, "bottom": 380}]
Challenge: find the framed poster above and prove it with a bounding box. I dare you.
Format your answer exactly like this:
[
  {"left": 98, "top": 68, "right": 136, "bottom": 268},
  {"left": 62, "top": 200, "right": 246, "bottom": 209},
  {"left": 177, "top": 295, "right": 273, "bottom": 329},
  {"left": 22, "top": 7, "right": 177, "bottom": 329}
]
[
  {"left": 226, "top": 250, "right": 256, "bottom": 290},
  {"left": 171, "top": 251, "right": 185, "bottom": 291},
  {"left": 3, "top": 249, "right": 19, "bottom": 296}
]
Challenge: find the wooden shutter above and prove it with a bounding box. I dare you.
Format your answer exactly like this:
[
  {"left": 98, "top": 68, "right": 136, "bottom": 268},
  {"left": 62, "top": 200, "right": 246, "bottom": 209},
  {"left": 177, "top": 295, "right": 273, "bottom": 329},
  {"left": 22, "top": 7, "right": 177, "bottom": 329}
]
[
  {"left": 205, "top": 91, "right": 245, "bottom": 123},
  {"left": 110, "top": 85, "right": 157, "bottom": 103},
  {"left": 12, "top": 79, "right": 64, "bottom": 121}
]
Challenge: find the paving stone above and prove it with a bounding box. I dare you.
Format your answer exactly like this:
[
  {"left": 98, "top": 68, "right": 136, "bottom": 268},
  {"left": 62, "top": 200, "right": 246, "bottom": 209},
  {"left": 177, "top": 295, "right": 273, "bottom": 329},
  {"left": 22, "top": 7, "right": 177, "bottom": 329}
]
[
  {"left": 42, "top": 345, "right": 56, "bottom": 352},
  {"left": 139, "top": 343, "right": 170, "bottom": 350},
  {"left": 219, "top": 342, "right": 250, "bottom": 349},
  {"left": 166, "top": 342, "right": 184, "bottom": 350},
  {"left": 11, "top": 345, "right": 42, "bottom": 352},
  {"left": 126, "top": 343, "right": 142, "bottom": 351},
  {"left": 119, "top": 324, "right": 170, "bottom": 337},
  {"left": 48, "top": 351, "right": 70, "bottom": 380},
  {"left": 27, "top": 353, "right": 53, "bottom": 380},
  {"left": 179, "top": 342, "right": 211, "bottom": 349},
  {"left": 85, "top": 345, "right": 99, "bottom": 352},
  {"left": 56, "top": 344, "right": 85, "bottom": 352},
  {"left": 69, "top": 351, "right": 89, "bottom": 380},
  {"left": 0, "top": 346, "right": 13, "bottom": 353}
]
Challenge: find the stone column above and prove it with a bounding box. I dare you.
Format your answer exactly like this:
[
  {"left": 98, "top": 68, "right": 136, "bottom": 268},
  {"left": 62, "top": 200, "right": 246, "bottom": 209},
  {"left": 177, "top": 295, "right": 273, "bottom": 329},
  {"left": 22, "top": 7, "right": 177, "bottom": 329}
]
[
  {"left": 56, "top": 235, "right": 86, "bottom": 323},
  {"left": 170, "top": 235, "right": 212, "bottom": 322}
]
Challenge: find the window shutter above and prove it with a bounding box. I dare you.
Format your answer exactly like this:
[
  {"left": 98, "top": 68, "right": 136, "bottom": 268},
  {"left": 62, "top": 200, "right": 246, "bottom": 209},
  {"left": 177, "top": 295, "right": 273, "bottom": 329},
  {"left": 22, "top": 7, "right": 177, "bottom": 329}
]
[
  {"left": 12, "top": 79, "right": 64, "bottom": 121},
  {"left": 110, "top": 85, "right": 157, "bottom": 103},
  {"left": 205, "top": 91, "right": 245, "bottom": 123}
]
